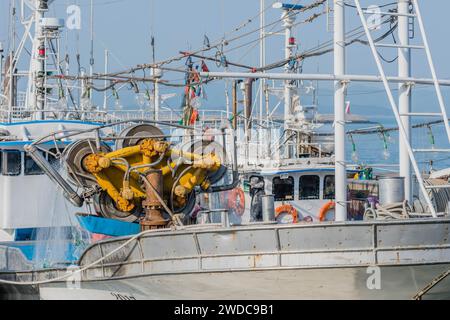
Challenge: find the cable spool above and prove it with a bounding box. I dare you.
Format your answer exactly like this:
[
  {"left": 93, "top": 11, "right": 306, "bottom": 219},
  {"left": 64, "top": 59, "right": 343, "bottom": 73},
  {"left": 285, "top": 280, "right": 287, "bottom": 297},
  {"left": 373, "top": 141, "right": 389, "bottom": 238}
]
[
  {"left": 186, "top": 140, "right": 228, "bottom": 185},
  {"left": 424, "top": 179, "right": 450, "bottom": 214},
  {"left": 116, "top": 124, "right": 165, "bottom": 149},
  {"left": 93, "top": 192, "right": 142, "bottom": 223},
  {"left": 64, "top": 139, "right": 112, "bottom": 187}
]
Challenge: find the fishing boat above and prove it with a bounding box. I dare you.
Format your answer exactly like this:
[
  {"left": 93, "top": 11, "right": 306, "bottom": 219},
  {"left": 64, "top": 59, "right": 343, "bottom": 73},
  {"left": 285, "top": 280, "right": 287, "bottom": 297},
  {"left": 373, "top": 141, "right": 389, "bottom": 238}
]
[{"left": 1, "top": 0, "right": 450, "bottom": 300}]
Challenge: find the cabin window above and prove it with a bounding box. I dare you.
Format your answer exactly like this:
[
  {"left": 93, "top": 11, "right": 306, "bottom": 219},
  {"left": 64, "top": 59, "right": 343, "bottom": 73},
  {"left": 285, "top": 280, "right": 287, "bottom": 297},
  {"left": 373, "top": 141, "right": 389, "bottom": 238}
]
[
  {"left": 273, "top": 176, "right": 294, "bottom": 201},
  {"left": 299, "top": 175, "right": 320, "bottom": 200},
  {"left": 24, "top": 153, "right": 44, "bottom": 176},
  {"left": 2, "top": 150, "right": 22, "bottom": 176},
  {"left": 324, "top": 175, "right": 335, "bottom": 200}
]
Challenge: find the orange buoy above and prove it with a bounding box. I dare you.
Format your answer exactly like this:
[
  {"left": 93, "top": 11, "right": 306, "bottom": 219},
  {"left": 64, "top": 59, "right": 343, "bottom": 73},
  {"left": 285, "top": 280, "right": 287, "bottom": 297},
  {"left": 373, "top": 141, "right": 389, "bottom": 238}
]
[
  {"left": 275, "top": 204, "right": 299, "bottom": 224},
  {"left": 227, "top": 187, "right": 245, "bottom": 216},
  {"left": 319, "top": 201, "right": 335, "bottom": 222}
]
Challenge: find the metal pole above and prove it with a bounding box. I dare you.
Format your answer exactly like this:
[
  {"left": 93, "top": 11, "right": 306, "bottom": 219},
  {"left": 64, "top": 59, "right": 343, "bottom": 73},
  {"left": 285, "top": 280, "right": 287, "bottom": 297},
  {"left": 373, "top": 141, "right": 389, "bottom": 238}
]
[
  {"left": 0, "top": 42, "right": 3, "bottom": 93},
  {"left": 260, "top": 0, "right": 265, "bottom": 123},
  {"left": 200, "top": 71, "right": 450, "bottom": 87},
  {"left": 103, "top": 49, "right": 108, "bottom": 110},
  {"left": 398, "top": 0, "right": 412, "bottom": 203},
  {"left": 34, "top": 0, "right": 45, "bottom": 120},
  {"left": 89, "top": 0, "right": 94, "bottom": 79},
  {"left": 154, "top": 78, "right": 160, "bottom": 121},
  {"left": 282, "top": 9, "right": 295, "bottom": 131},
  {"left": 232, "top": 80, "right": 237, "bottom": 130},
  {"left": 88, "top": 0, "right": 95, "bottom": 105},
  {"left": 334, "top": 0, "right": 347, "bottom": 222}
]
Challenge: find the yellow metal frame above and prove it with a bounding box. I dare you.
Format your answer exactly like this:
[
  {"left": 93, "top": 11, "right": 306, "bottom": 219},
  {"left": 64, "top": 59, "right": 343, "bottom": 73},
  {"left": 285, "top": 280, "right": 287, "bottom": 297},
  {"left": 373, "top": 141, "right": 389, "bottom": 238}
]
[{"left": 82, "top": 139, "right": 222, "bottom": 213}]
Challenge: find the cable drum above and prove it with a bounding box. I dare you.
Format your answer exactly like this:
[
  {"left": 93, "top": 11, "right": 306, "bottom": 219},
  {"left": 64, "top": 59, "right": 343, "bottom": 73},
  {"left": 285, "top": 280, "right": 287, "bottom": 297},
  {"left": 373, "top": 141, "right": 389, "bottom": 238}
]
[
  {"left": 63, "top": 139, "right": 112, "bottom": 187},
  {"left": 424, "top": 179, "right": 450, "bottom": 214}
]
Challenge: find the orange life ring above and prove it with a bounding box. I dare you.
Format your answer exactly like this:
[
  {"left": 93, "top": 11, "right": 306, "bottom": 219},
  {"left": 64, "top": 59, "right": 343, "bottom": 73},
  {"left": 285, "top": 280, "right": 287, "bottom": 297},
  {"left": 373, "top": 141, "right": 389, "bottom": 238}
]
[
  {"left": 319, "top": 201, "right": 335, "bottom": 222},
  {"left": 275, "top": 204, "right": 299, "bottom": 223},
  {"left": 227, "top": 188, "right": 245, "bottom": 216}
]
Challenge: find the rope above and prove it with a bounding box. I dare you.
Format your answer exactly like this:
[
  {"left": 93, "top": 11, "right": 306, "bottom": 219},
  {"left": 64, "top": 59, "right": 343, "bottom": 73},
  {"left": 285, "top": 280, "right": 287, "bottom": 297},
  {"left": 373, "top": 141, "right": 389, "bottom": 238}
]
[
  {"left": 413, "top": 268, "right": 450, "bottom": 300},
  {"left": 364, "top": 200, "right": 411, "bottom": 220},
  {"left": 0, "top": 228, "right": 160, "bottom": 286}
]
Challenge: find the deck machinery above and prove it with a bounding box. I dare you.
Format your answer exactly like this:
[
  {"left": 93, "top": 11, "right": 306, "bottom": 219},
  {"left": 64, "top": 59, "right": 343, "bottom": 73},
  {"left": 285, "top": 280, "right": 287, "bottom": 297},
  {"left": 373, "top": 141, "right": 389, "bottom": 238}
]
[{"left": 25, "top": 123, "right": 230, "bottom": 230}]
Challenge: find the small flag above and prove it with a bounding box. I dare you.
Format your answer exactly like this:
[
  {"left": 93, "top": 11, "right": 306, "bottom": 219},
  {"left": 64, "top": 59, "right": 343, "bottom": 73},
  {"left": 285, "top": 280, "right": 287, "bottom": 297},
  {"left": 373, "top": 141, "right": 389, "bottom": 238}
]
[
  {"left": 201, "top": 60, "right": 209, "bottom": 72},
  {"left": 345, "top": 101, "right": 351, "bottom": 114},
  {"left": 204, "top": 35, "right": 210, "bottom": 48}
]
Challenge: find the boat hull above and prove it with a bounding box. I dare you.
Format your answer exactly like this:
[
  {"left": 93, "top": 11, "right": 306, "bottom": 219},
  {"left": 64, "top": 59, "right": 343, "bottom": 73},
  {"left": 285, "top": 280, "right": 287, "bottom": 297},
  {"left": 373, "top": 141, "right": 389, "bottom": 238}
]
[
  {"left": 2, "top": 263, "right": 450, "bottom": 300},
  {"left": 2, "top": 219, "right": 450, "bottom": 300}
]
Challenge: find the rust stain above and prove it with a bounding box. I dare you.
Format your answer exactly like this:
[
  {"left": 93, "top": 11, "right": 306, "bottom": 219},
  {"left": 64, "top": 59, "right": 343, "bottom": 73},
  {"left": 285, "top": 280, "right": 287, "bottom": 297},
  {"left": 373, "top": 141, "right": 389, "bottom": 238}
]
[{"left": 252, "top": 254, "right": 262, "bottom": 268}]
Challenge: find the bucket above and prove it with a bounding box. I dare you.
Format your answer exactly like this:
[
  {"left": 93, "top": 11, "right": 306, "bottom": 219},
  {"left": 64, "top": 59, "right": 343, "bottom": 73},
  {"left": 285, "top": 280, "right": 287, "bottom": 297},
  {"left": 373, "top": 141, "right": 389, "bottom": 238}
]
[{"left": 378, "top": 176, "right": 405, "bottom": 206}]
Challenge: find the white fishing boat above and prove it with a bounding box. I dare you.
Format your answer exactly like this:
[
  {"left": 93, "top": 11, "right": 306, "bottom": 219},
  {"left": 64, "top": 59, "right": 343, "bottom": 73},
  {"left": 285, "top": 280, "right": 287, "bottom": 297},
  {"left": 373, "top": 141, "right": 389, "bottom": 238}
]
[{"left": 1, "top": 0, "right": 450, "bottom": 301}]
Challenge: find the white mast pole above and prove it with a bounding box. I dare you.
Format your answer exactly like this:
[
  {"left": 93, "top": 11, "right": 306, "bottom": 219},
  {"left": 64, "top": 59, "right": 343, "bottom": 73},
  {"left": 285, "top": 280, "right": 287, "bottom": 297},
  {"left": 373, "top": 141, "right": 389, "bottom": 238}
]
[
  {"left": 260, "top": 0, "right": 265, "bottom": 122},
  {"left": 154, "top": 78, "right": 160, "bottom": 121},
  {"left": 103, "top": 49, "right": 108, "bottom": 110},
  {"left": 333, "top": 0, "right": 347, "bottom": 222},
  {"left": 89, "top": 0, "right": 94, "bottom": 103},
  {"left": 398, "top": 0, "right": 412, "bottom": 203},
  {"left": 34, "top": 0, "right": 45, "bottom": 120},
  {"left": 0, "top": 42, "right": 4, "bottom": 94},
  {"left": 282, "top": 9, "right": 295, "bottom": 132}
]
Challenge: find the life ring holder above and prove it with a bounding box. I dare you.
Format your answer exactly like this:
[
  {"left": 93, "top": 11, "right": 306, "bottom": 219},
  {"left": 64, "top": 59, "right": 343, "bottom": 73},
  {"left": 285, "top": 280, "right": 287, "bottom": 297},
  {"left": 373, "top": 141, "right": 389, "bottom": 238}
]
[
  {"left": 319, "top": 201, "right": 335, "bottom": 222},
  {"left": 275, "top": 204, "right": 299, "bottom": 223}
]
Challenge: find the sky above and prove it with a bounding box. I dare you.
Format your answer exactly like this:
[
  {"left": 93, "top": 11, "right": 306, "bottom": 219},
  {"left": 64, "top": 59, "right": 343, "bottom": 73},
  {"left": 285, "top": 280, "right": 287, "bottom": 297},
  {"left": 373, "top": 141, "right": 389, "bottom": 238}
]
[{"left": 1, "top": 0, "right": 450, "bottom": 119}]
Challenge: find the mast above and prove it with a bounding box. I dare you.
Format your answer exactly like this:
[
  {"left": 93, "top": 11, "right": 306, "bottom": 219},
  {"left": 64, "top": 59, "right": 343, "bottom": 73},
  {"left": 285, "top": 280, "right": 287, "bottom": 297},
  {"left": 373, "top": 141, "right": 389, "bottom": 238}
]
[
  {"left": 333, "top": 0, "right": 347, "bottom": 222},
  {"left": 282, "top": 8, "right": 295, "bottom": 133},
  {"left": 273, "top": 2, "right": 303, "bottom": 157},
  {"left": 32, "top": 0, "right": 47, "bottom": 120},
  {"left": 398, "top": 0, "right": 412, "bottom": 203},
  {"left": 0, "top": 42, "right": 3, "bottom": 94},
  {"left": 89, "top": 0, "right": 94, "bottom": 103},
  {"left": 8, "top": 0, "right": 17, "bottom": 122},
  {"left": 259, "top": 0, "right": 265, "bottom": 123},
  {"left": 103, "top": 49, "right": 108, "bottom": 110}
]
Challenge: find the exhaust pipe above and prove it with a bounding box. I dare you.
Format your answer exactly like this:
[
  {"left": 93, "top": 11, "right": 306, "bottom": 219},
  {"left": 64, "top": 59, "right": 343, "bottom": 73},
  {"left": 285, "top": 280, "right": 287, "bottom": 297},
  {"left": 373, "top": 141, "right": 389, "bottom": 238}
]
[{"left": 24, "top": 145, "right": 84, "bottom": 207}]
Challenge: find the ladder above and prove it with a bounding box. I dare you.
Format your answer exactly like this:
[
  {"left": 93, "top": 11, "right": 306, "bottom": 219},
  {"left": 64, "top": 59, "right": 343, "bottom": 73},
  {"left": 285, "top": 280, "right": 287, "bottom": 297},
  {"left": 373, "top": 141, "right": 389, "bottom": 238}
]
[{"left": 353, "top": 0, "right": 450, "bottom": 218}]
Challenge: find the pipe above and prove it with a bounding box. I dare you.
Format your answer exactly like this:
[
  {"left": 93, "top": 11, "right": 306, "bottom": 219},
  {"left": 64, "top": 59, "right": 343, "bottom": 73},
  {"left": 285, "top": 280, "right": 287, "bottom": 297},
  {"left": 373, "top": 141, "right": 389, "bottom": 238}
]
[
  {"left": 232, "top": 80, "right": 238, "bottom": 130},
  {"left": 245, "top": 78, "right": 254, "bottom": 137},
  {"left": 199, "top": 71, "right": 450, "bottom": 87},
  {"left": 24, "top": 144, "right": 84, "bottom": 207}
]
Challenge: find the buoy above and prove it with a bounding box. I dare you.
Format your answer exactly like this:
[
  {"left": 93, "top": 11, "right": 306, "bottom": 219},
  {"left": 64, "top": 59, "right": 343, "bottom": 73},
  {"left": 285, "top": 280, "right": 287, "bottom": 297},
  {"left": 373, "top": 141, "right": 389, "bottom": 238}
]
[
  {"left": 227, "top": 188, "right": 245, "bottom": 216},
  {"left": 319, "top": 201, "right": 335, "bottom": 222},
  {"left": 275, "top": 204, "right": 298, "bottom": 224}
]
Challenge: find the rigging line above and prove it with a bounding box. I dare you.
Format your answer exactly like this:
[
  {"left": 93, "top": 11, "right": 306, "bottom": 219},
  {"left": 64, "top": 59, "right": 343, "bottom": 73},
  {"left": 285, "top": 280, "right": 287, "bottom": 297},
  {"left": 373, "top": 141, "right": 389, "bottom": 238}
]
[
  {"left": 51, "top": 3, "right": 395, "bottom": 86},
  {"left": 343, "top": 2, "right": 398, "bottom": 10},
  {"left": 232, "top": 1, "right": 329, "bottom": 64},
  {"left": 346, "top": 118, "right": 450, "bottom": 135},
  {"left": 113, "top": 0, "right": 323, "bottom": 73},
  {"left": 298, "top": 14, "right": 396, "bottom": 58},
  {"left": 224, "top": 10, "right": 328, "bottom": 57},
  {"left": 56, "top": 18, "right": 393, "bottom": 91}
]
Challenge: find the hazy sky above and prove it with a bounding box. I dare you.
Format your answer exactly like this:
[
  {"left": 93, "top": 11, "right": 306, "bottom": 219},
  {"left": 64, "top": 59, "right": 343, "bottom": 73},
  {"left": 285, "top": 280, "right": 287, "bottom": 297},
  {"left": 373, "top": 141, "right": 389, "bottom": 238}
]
[{"left": 1, "top": 0, "right": 450, "bottom": 116}]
